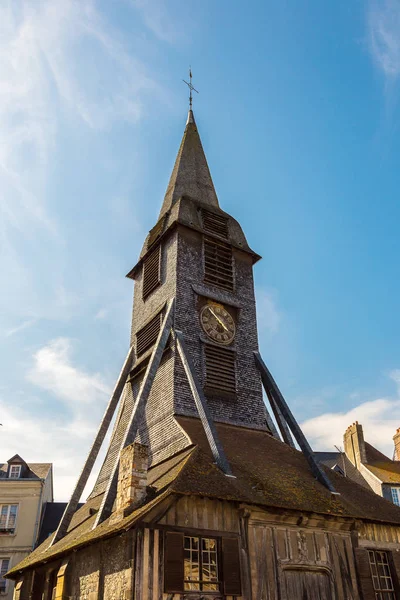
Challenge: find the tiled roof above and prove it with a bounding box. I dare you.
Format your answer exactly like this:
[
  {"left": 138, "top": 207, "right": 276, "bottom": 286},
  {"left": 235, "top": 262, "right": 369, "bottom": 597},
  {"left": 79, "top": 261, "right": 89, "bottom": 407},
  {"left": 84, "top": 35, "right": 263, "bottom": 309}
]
[
  {"left": 176, "top": 417, "right": 400, "bottom": 522},
  {"left": 37, "top": 502, "right": 84, "bottom": 546},
  {"left": 362, "top": 443, "right": 400, "bottom": 484},
  {"left": 0, "top": 462, "right": 52, "bottom": 480},
  {"left": 7, "top": 449, "right": 194, "bottom": 577},
  {"left": 314, "top": 452, "right": 372, "bottom": 490},
  {"left": 8, "top": 418, "right": 400, "bottom": 576}
]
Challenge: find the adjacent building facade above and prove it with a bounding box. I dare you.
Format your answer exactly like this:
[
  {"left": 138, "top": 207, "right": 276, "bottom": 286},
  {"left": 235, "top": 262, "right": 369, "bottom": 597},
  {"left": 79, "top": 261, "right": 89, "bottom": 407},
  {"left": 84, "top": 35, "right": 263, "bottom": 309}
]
[
  {"left": 0, "top": 455, "right": 52, "bottom": 599},
  {"left": 318, "top": 422, "right": 400, "bottom": 506},
  {"left": 7, "top": 110, "right": 400, "bottom": 600}
]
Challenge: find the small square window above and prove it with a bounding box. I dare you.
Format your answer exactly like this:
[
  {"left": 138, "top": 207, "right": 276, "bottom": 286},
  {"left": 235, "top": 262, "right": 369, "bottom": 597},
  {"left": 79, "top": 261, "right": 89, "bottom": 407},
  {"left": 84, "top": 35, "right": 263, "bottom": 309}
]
[{"left": 9, "top": 465, "right": 21, "bottom": 479}]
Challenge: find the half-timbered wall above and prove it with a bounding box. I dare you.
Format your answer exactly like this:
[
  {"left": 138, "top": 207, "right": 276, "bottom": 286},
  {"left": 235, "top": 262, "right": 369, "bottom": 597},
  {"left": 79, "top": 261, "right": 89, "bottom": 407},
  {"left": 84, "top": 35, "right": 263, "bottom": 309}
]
[
  {"left": 247, "top": 509, "right": 360, "bottom": 600},
  {"left": 12, "top": 499, "right": 400, "bottom": 600}
]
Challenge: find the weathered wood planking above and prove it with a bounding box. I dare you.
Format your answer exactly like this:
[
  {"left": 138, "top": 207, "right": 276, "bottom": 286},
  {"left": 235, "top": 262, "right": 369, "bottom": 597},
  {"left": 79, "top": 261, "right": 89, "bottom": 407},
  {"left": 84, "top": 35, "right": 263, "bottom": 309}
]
[
  {"left": 248, "top": 521, "right": 360, "bottom": 600},
  {"left": 158, "top": 496, "right": 239, "bottom": 532},
  {"left": 358, "top": 521, "right": 400, "bottom": 545}
]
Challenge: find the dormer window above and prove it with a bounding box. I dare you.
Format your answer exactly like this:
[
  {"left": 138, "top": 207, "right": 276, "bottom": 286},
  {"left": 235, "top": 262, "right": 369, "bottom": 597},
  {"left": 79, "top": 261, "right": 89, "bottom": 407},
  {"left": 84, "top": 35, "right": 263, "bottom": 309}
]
[{"left": 9, "top": 465, "right": 21, "bottom": 479}]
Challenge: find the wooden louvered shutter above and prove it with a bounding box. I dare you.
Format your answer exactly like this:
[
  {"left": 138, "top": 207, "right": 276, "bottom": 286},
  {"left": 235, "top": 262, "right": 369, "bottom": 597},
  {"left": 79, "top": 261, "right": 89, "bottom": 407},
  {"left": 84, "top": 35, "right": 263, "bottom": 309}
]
[
  {"left": 164, "top": 531, "right": 184, "bottom": 593},
  {"left": 354, "top": 549, "right": 375, "bottom": 600},
  {"left": 136, "top": 311, "right": 162, "bottom": 357},
  {"left": 202, "top": 209, "right": 229, "bottom": 239},
  {"left": 205, "top": 345, "right": 236, "bottom": 396},
  {"left": 204, "top": 238, "right": 234, "bottom": 291},
  {"left": 222, "top": 537, "right": 242, "bottom": 596},
  {"left": 143, "top": 245, "right": 161, "bottom": 300}
]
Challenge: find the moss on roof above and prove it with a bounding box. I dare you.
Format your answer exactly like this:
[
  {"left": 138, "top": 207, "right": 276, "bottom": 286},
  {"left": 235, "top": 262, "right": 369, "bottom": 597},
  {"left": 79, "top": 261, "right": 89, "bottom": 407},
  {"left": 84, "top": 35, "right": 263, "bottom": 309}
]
[{"left": 9, "top": 417, "right": 400, "bottom": 578}]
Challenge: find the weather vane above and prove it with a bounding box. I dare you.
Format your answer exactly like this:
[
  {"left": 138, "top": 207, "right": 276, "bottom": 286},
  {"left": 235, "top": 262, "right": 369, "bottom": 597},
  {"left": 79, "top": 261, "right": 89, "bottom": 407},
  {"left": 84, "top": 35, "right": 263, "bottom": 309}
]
[{"left": 183, "top": 68, "right": 199, "bottom": 109}]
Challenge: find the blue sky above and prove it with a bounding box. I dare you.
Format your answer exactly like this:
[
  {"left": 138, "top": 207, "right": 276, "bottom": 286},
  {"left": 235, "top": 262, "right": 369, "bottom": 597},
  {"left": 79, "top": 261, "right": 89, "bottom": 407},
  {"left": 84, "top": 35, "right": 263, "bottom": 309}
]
[{"left": 1, "top": 0, "right": 400, "bottom": 500}]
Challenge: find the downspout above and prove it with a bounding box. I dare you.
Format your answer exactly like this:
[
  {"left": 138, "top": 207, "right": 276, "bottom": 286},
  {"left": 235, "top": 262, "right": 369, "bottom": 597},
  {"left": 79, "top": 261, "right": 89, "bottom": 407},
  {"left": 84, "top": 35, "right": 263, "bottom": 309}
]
[{"left": 32, "top": 479, "right": 45, "bottom": 549}]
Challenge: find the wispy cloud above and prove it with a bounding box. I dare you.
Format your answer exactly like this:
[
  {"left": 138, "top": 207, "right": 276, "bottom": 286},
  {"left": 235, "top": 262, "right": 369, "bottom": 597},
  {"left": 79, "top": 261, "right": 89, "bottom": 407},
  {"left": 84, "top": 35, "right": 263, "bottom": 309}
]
[
  {"left": 1, "top": 337, "right": 114, "bottom": 499},
  {"left": 27, "top": 338, "right": 111, "bottom": 407},
  {"left": 367, "top": 0, "right": 400, "bottom": 79},
  {"left": 301, "top": 370, "right": 400, "bottom": 458},
  {"left": 256, "top": 288, "right": 281, "bottom": 335},
  {"left": 0, "top": 0, "right": 158, "bottom": 235},
  {"left": 5, "top": 318, "right": 37, "bottom": 337},
  {"left": 131, "top": 0, "right": 188, "bottom": 44}
]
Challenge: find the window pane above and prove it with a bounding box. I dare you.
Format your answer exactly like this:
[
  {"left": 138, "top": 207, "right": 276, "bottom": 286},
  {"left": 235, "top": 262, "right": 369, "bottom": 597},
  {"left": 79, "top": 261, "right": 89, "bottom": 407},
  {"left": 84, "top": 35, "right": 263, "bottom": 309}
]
[
  {"left": 0, "top": 507, "right": 7, "bottom": 528},
  {"left": 0, "top": 559, "right": 9, "bottom": 593},
  {"left": 391, "top": 488, "right": 400, "bottom": 506},
  {"left": 369, "top": 550, "right": 395, "bottom": 593}
]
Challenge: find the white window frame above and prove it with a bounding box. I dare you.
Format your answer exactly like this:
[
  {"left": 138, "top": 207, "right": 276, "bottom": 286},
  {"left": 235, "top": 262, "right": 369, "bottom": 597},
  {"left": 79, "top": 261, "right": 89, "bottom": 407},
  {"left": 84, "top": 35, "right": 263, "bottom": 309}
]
[
  {"left": 390, "top": 487, "right": 400, "bottom": 506},
  {"left": 8, "top": 464, "right": 21, "bottom": 479},
  {"left": 0, "top": 505, "right": 18, "bottom": 533},
  {"left": 0, "top": 558, "right": 10, "bottom": 594}
]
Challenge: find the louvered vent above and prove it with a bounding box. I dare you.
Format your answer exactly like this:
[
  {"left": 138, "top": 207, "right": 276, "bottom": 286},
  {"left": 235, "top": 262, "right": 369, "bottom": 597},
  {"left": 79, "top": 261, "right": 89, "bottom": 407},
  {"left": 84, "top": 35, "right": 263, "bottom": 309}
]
[
  {"left": 147, "top": 215, "right": 166, "bottom": 249},
  {"left": 136, "top": 312, "right": 162, "bottom": 357},
  {"left": 205, "top": 344, "right": 236, "bottom": 396},
  {"left": 204, "top": 238, "right": 234, "bottom": 291},
  {"left": 202, "top": 209, "right": 229, "bottom": 239},
  {"left": 143, "top": 245, "right": 161, "bottom": 300}
]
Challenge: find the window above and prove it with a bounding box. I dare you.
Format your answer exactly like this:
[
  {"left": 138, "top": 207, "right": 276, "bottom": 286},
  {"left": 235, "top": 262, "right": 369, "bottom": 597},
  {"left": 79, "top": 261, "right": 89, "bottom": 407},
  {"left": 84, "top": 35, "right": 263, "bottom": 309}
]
[
  {"left": 184, "top": 536, "right": 219, "bottom": 591},
  {"left": 9, "top": 465, "right": 21, "bottom": 478},
  {"left": 368, "top": 550, "right": 396, "bottom": 599},
  {"left": 205, "top": 344, "right": 236, "bottom": 396},
  {"left": 136, "top": 311, "right": 162, "bottom": 357},
  {"left": 204, "top": 238, "right": 234, "bottom": 291},
  {"left": 0, "top": 558, "right": 10, "bottom": 593},
  {"left": 164, "top": 531, "right": 241, "bottom": 595},
  {"left": 391, "top": 487, "right": 400, "bottom": 506},
  {"left": 142, "top": 245, "right": 161, "bottom": 300},
  {"left": 0, "top": 505, "right": 18, "bottom": 533}
]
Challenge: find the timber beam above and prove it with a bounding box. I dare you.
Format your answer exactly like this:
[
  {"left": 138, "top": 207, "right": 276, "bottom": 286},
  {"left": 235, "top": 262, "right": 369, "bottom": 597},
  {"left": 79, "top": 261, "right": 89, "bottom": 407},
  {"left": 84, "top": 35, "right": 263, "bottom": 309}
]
[
  {"left": 93, "top": 298, "right": 175, "bottom": 528},
  {"left": 254, "top": 351, "right": 338, "bottom": 495},
  {"left": 175, "top": 330, "right": 232, "bottom": 476},
  {"left": 51, "top": 344, "right": 136, "bottom": 545}
]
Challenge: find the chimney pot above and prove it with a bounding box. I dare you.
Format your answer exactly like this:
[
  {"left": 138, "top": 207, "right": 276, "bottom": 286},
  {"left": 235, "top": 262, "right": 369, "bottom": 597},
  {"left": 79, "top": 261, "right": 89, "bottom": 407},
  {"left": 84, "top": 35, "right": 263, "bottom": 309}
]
[{"left": 393, "top": 428, "right": 400, "bottom": 461}]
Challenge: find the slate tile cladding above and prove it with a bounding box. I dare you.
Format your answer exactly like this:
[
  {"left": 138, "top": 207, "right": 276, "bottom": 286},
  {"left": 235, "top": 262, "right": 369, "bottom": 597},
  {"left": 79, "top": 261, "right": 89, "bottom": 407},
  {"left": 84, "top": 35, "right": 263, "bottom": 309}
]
[
  {"left": 174, "top": 228, "right": 266, "bottom": 429},
  {"left": 92, "top": 203, "right": 267, "bottom": 494}
]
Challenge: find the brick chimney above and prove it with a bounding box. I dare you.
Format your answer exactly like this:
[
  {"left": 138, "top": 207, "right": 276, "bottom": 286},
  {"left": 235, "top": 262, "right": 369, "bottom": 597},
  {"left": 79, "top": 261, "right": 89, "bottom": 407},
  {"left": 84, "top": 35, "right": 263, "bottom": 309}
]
[
  {"left": 393, "top": 428, "right": 400, "bottom": 461},
  {"left": 112, "top": 442, "right": 149, "bottom": 522},
  {"left": 343, "top": 422, "right": 367, "bottom": 468}
]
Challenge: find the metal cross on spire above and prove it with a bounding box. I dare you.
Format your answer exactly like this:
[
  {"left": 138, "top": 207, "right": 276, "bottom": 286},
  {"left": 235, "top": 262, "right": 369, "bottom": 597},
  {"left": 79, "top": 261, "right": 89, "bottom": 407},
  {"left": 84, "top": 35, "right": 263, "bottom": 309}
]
[{"left": 183, "top": 68, "right": 199, "bottom": 109}]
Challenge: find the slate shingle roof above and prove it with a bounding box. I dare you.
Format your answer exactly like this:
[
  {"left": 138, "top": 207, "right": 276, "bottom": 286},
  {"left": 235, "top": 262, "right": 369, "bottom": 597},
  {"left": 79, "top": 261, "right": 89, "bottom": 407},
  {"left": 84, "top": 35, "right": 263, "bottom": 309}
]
[
  {"left": 0, "top": 462, "right": 52, "bottom": 480},
  {"left": 8, "top": 417, "right": 400, "bottom": 577},
  {"left": 314, "top": 451, "right": 372, "bottom": 490}
]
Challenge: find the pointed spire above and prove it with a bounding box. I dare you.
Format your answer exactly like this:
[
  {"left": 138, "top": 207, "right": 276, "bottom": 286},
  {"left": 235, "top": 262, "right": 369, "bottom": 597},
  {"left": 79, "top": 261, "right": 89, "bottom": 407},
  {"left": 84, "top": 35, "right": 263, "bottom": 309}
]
[{"left": 158, "top": 110, "right": 219, "bottom": 217}]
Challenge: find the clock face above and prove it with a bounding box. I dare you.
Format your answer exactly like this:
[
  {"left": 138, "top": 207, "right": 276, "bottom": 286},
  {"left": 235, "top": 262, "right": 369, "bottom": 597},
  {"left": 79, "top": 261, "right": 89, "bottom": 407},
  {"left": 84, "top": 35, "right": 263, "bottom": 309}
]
[{"left": 200, "top": 303, "right": 236, "bottom": 345}]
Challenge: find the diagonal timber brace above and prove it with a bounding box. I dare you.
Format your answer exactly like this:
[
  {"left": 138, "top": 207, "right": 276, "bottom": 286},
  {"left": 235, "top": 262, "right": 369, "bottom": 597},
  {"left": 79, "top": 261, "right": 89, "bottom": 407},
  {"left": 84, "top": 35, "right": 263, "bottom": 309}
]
[
  {"left": 175, "top": 330, "right": 232, "bottom": 476},
  {"left": 93, "top": 299, "right": 175, "bottom": 528},
  {"left": 51, "top": 344, "right": 136, "bottom": 545},
  {"left": 263, "top": 404, "right": 281, "bottom": 441},
  {"left": 265, "top": 387, "right": 295, "bottom": 447},
  {"left": 254, "top": 351, "right": 338, "bottom": 494}
]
